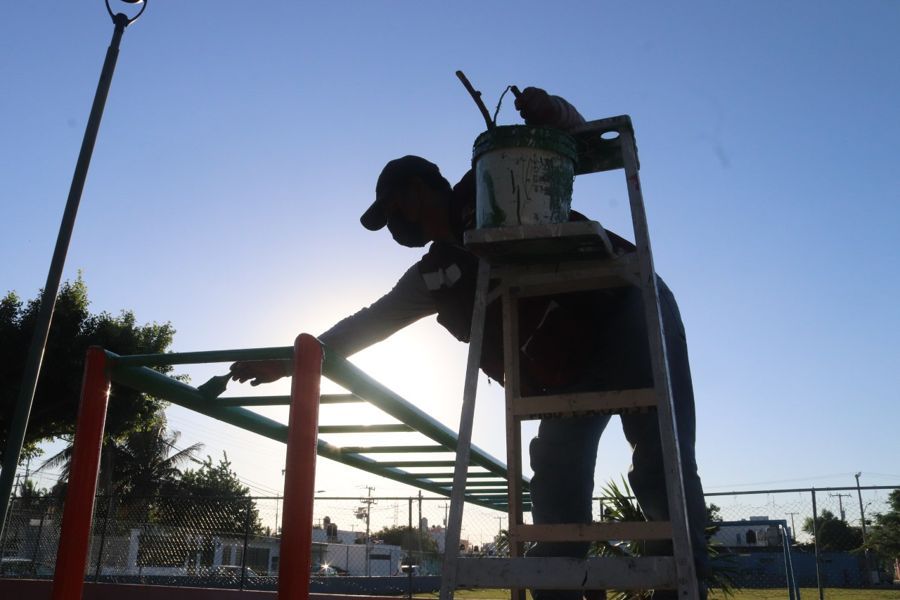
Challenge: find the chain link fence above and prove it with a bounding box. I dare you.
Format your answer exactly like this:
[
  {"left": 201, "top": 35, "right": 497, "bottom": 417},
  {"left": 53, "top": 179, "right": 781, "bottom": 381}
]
[{"left": 2, "top": 487, "right": 898, "bottom": 595}]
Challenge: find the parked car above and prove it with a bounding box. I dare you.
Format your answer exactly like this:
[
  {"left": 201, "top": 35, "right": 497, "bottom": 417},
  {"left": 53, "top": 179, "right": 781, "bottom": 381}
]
[
  {"left": 0, "top": 557, "right": 52, "bottom": 577},
  {"left": 310, "top": 563, "right": 339, "bottom": 577}
]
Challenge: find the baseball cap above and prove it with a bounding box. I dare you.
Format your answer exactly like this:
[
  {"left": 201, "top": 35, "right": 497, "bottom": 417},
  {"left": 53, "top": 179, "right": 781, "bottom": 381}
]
[{"left": 360, "top": 155, "right": 447, "bottom": 231}]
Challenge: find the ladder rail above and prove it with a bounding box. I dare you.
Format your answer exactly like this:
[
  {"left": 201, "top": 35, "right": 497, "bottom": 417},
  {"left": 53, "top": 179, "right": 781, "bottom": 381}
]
[
  {"left": 439, "top": 260, "right": 491, "bottom": 600},
  {"left": 620, "top": 127, "right": 700, "bottom": 598}
]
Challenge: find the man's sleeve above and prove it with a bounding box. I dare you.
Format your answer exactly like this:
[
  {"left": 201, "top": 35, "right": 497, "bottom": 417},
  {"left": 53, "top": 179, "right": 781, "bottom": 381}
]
[{"left": 317, "top": 263, "right": 437, "bottom": 358}]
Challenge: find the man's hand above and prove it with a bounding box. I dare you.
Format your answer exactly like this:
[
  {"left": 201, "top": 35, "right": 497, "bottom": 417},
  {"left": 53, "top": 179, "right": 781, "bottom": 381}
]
[
  {"left": 229, "top": 359, "right": 291, "bottom": 386},
  {"left": 514, "top": 87, "right": 556, "bottom": 126}
]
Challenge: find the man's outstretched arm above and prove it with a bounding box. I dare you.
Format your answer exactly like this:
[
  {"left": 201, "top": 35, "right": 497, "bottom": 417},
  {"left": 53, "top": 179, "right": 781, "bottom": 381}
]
[{"left": 229, "top": 263, "right": 437, "bottom": 386}]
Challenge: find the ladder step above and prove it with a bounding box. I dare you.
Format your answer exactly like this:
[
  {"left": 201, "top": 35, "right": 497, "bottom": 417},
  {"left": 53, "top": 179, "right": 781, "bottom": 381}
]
[
  {"left": 454, "top": 556, "right": 677, "bottom": 590},
  {"left": 512, "top": 521, "right": 673, "bottom": 542},
  {"left": 512, "top": 388, "right": 656, "bottom": 419}
]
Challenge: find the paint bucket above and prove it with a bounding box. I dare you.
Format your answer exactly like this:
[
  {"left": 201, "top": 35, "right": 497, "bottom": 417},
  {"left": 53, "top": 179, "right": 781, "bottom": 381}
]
[{"left": 472, "top": 125, "right": 577, "bottom": 228}]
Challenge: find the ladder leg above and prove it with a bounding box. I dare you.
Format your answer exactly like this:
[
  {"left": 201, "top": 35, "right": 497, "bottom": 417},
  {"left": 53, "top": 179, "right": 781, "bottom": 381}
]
[
  {"left": 440, "top": 259, "right": 491, "bottom": 600},
  {"left": 620, "top": 129, "right": 701, "bottom": 599},
  {"left": 501, "top": 285, "right": 526, "bottom": 600}
]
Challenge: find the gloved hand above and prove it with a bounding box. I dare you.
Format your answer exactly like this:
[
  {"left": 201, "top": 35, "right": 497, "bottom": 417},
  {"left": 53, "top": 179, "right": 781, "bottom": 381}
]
[
  {"left": 514, "top": 86, "right": 586, "bottom": 130},
  {"left": 514, "top": 86, "right": 556, "bottom": 126},
  {"left": 229, "top": 359, "right": 291, "bottom": 386}
]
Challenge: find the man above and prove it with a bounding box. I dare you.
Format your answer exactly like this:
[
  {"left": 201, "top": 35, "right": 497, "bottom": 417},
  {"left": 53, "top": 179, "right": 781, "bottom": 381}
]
[{"left": 230, "top": 87, "right": 708, "bottom": 599}]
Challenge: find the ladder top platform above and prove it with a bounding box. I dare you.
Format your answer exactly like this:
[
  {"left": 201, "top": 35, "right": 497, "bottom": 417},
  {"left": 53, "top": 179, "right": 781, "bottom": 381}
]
[{"left": 463, "top": 221, "right": 615, "bottom": 264}]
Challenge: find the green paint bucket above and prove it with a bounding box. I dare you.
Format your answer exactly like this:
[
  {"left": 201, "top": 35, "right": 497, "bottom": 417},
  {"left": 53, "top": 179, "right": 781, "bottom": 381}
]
[{"left": 472, "top": 125, "right": 577, "bottom": 229}]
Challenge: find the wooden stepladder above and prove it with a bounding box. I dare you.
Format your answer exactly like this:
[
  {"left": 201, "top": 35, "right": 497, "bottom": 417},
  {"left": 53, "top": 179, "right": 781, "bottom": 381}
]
[{"left": 439, "top": 116, "right": 702, "bottom": 599}]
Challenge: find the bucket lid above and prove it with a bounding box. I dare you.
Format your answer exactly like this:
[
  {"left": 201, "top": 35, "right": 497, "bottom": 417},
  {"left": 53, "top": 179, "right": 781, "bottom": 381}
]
[{"left": 472, "top": 125, "right": 578, "bottom": 164}]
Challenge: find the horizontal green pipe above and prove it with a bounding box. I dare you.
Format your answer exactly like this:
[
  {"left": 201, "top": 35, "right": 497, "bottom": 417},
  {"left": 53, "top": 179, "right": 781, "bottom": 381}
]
[
  {"left": 216, "top": 396, "right": 290, "bottom": 407},
  {"left": 318, "top": 424, "right": 413, "bottom": 434},
  {"left": 409, "top": 472, "right": 503, "bottom": 479},
  {"left": 211, "top": 392, "right": 363, "bottom": 407},
  {"left": 376, "top": 460, "right": 457, "bottom": 467},
  {"left": 457, "top": 481, "right": 525, "bottom": 487},
  {"left": 321, "top": 394, "right": 364, "bottom": 404},
  {"left": 111, "top": 363, "right": 290, "bottom": 441},
  {"left": 338, "top": 445, "right": 448, "bottom": 454},
  {"left": 112, "top": 346, "right": 293, "bottom": 367}
]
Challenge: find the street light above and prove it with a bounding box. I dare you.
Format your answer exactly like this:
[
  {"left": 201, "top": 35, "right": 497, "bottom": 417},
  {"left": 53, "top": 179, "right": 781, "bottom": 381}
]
[{"left": 0, "top": 0, "right": 148, "bottom": 540}]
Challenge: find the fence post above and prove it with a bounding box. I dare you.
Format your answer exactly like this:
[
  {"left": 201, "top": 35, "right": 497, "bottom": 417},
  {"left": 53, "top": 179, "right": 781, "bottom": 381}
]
[
  {"left": 32, "top": 510, "right": 47, "bottom": 566},
  {"left": 51, "top": 346, "right": 110, "bottom": 600},
  {"left": 93, "top": 495, "right": 113, "bottom": 582},
  {"left": 278, "top": 334, "right": 323, "bottom": 600},
  {"left": 407, "top": 497, "right": 414, "bottom": 599},
  {"left": 811, "top": 488, "right": 824, "bottom": 600},
  {"left": 240, "top": 497, "right": 252, "bottom": 590},
  {"left": 0, "top": 498, "right": 12, "bottom": 557}
]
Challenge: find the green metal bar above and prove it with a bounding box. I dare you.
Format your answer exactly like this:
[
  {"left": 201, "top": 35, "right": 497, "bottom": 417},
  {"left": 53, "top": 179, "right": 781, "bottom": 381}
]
[
  {"left": 112, "top": 346, "right": 293, "bottom": 367},
  {"left": 217, "top": 393, "right": 364, "bottom": 407},
  {"left": 320, "top": 394, "right": 365, "bottom": 404},
  {"left": 216, "top": 396, "right": 291, "bottom": 407},
  {"left": 377, "top": 460, "right": 457, "bottom": 467},
  {"left": 455, "top": 481, "right": 521, "bottom": 487},
  {"left": 408, "top": 472, "right": 503, "bottom": 479},
  {"left": 112, "top": 344, "right": 524, "bottom": 484},
  {"left": 318, "top": 424, "right": 413, "bottom": 434},
  {"left": 106, "top": 358, "right": 504, "bottom": 511},
  {"left": 321, "top": 348, "right": 510, "bottom": 479},
  {"left": 338, "top": 445, "right": 448, "bottom": 454}
]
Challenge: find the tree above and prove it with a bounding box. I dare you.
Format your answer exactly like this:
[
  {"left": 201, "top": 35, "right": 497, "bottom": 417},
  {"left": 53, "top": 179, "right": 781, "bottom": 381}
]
[
  {"left": 37, "top": 412, "right": 202, "bottom": 525},
  {"left": 707, "top": 503, "right": 723, "bottom": 523},
  {"left": 592, "top": 477, "right": 738, "bottom": 600},
  {"left": 155, "top": 452, "right": 263, "bottom": 535},
  {"left": 868, "top": 490, "right": 900, "bottom": 560},
  {"left": 372, "top": 524, "right": 439, "bottom": 556},
  {"left": 802, "top": 509, "right": 864, "bottom": 552},
  {"left": 0, "top": 276, "right": 176, "bottom": 457}
]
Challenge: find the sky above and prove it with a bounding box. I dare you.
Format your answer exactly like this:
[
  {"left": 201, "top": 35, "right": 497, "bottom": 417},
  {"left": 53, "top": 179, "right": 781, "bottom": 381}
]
[{"left": 1, "top": 1, "right": 899, "bottom": 513}]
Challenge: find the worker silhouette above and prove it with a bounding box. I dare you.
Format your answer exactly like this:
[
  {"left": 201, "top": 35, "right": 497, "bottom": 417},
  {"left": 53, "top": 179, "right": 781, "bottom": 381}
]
[{"left": 230, "top": 87, "right": 708, "bottom": 600}]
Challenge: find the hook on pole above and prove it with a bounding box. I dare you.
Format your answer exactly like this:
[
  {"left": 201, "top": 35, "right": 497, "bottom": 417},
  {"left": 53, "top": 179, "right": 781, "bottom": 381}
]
[{"left": 105, "top": 0, "right": 148, "bottom": 26}]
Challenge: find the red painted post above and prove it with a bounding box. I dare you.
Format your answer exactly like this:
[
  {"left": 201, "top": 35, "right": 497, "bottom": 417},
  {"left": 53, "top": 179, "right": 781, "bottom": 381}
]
[
  {"left": 51, "top": 346, "right": 110, "bottom": 600},
  {"left": 278, "top": 334, "right": 323, "bottom": 600}
]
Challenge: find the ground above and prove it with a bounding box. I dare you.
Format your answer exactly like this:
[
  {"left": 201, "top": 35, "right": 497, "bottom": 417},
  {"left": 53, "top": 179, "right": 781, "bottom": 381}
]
[{"left": 418, "top": 588, "right": 900, "bottom": 600}]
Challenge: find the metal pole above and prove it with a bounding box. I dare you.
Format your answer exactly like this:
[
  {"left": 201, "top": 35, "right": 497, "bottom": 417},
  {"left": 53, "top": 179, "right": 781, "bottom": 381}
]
[
  {"left": 0, "top": 9, "right": 135, "bottom": 538},
  {"left": 408, "top": 497, "right": 413, "bottom": 600},
  {"left": 277, "top": 334, "right": 322, "bottom": 600},
  {"left": 240, "top": 498, "right": 252, "bottom": 591},
  {"left": 366, "top": 492, "right": 372, "bottom": 577},
  {"left": 811, "top": 489, "right": 824, "bottom": 600},
  {"left": 854, "top": 473, "right": 868, "bottom": 542},
  {"left": 93, "top": 495, "right": 114, "bottom": 582},
  {"left": 855, "top": 472, "right": 870, "bottom": 586},
  {"left": 50, "top": 346, "right": 111, "bottom": 600},
  {"left": 31, "top": 510, "right": 47, "bottom": 566}
]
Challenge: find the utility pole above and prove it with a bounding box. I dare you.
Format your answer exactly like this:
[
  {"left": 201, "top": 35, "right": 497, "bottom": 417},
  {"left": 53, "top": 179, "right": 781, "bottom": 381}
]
[
  {"left": 855, "top": 472, "right": 872, "bottom": 584},
  {"left": 495, "top": 515, "right": 504, "bottom": 536},
  {"left": 440, "top": 502, "right": 449, "bottom": 527},
  {"left": 854, "top": 473, "right": 868, "bottom": 541},
  {"left": 786, "top": 512, "right": 799, "bottom": 541},
  {"left": 358, "top": 486, "right": 376, "bottom": 576},
  {"left": 417, "top": 491, "right": 423, "bottom": 533},
  {"left": 830, "top": 493, "right": 851, "bottom": 522}
]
